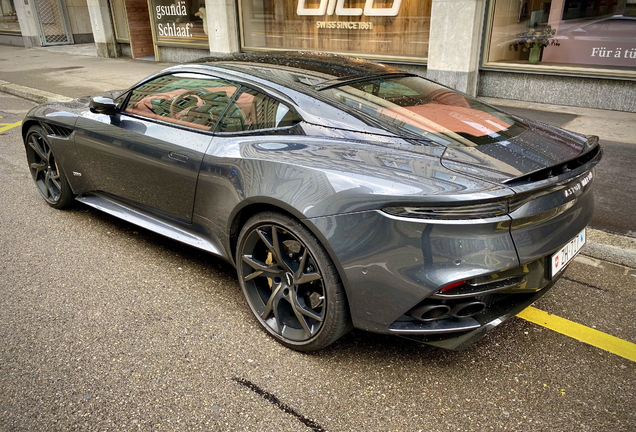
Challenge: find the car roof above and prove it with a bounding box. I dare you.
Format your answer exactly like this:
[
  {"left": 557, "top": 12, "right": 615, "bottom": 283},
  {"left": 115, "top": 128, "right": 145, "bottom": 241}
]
[{"left": 189, "top": 51, "right": 408, "bottom": 90}]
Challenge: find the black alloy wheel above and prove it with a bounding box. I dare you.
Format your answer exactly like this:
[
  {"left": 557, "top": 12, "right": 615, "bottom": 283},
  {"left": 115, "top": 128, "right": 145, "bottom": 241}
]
[
  {"left": 237, "top": 212, "right": 351, "bottom": 351},
  {"left": 25, "top": 126, "right": 75, "bottom": 209}
]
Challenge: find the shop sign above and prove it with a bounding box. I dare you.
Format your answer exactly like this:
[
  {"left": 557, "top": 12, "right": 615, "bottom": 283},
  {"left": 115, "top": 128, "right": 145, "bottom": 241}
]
[
  {"left": 151, "top": 0, "right": 208, "bottom": 47},
  {"left": 543, "top": 30, "right": 636, "bottom": 68},
  {"left": 591, "top": 47, "right": 636, "bottom": 60},
  {"left": 240, "top": 0, "right": 431, "bottom": 59},
  {"left": 298, "top": 0, "right": 402, "bottom": 29},
  {"left": 297, "top": 0, "right": 403, "bottom": 16}
]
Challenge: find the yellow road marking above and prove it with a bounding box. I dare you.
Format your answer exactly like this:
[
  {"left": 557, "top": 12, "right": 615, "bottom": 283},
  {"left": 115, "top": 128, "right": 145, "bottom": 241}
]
[
  {"left": 0, "top": 120, "right": 22, "bottom": 133},
  {"left": 517, "top": 306, "right": 636, "bottom": 362}
]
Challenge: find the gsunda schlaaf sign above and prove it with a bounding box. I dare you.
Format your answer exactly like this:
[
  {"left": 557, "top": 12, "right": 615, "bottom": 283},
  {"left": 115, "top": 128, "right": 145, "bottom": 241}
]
[{"left": 152, "top": 0, "right": 208, "bottom": 47}]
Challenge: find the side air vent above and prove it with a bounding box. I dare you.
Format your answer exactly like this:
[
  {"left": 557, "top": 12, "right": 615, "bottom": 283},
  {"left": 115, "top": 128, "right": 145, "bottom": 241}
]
[
  {"left": 503, "top": 144, "right": 600, "bottom": 187},
  {"left": 43, "top": 123, "right": 74, "bottom": 138}
]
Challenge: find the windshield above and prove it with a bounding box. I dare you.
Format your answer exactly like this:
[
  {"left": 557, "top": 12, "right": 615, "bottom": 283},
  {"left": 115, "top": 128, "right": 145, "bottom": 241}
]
[{"left": 320, "top": 76, "right": 528, "bottom": 147}]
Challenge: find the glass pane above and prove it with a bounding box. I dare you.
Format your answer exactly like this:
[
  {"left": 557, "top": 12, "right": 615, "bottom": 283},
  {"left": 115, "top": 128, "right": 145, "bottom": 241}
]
[
  {"left": 240, "top": 0, "right": 431, "bottom": 60},
  {"left": 322, "top": 76, "right": 528, "bottom": 146},
  {"left": 125, "top": 74, "right": 240, "bottom": 131},
  {"left": 216, "top": 88, "right": 301, "bottom": 132},
  {"left": 110, "top": 0, "right": 129, "bottom": 42},
  {"left": 487, "top": 0, "right": 636, "bottom": 71}
]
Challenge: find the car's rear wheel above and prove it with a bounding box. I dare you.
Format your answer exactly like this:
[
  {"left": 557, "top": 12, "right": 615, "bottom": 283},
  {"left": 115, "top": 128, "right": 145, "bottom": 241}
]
[
  {"left": 236, "top": 212, "right": 352, "bottom": 351},
  {"left": 25, "top": 126, "right": 75, "bottom": 209}
]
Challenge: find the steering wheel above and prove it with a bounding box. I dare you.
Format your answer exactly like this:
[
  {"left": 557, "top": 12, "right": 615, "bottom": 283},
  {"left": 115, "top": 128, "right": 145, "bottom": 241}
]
[{"left": 169, "top": 89, "right": 202, "bottom": 118}]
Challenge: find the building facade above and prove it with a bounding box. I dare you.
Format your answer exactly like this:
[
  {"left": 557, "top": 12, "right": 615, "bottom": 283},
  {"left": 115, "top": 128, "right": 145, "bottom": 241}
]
[{"left": 2, "top": 0, "right": 635, "bottom": 111}]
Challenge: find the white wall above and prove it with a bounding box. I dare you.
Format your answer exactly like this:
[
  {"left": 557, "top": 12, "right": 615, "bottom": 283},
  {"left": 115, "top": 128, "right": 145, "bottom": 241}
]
[
  {"left": 64, "top": 0, "right": 92, "bottom": 35},
  {"left": 204, "top": 0, "right": 240, "bottom": 54}
]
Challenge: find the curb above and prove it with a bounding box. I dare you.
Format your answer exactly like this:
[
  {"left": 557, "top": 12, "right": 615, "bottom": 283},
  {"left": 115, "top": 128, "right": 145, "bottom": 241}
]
[
  {"left": 583, "top": 242, "right": 636, "bottom": 269},
  {"left": 583, "top": 228, "right": 636, "bottom": 269},
  {"left": 1, "top": 80, "right": 635, "bottom": 268},
  {"left": 0, "top": 80, "right": 73, "bottom": 104}
]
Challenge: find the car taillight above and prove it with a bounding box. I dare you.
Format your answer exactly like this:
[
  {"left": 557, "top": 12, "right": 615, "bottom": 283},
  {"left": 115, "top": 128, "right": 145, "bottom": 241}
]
[
  {"left": 438, "top": 280, "right": 466, "bottom": 293},
  {"left": 382, "top": 200, "right": 508, "bottom": 220}
]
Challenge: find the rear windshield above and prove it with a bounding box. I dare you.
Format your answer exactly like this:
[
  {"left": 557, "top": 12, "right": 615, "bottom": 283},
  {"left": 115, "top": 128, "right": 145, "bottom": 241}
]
[{"left": 320, "top": 76, "right": 528, "bottom": 146}]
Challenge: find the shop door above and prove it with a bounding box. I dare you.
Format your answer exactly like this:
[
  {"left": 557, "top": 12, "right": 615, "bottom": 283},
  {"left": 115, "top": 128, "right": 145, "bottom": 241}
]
[
  {"left": 125, "top": 0, "right": 154, "bottom": 58},
  {"left": 33, "top": 0, "right": 73, "bottom": 45}
]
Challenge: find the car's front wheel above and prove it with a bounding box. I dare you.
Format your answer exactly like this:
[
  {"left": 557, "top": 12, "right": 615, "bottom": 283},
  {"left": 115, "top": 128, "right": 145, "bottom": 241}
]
[
  {"left": 25, "top": 125, "right": 75, "bottom": 209},
  {"left": 236, "top": 212, "right": 352, "bottom": 351}
]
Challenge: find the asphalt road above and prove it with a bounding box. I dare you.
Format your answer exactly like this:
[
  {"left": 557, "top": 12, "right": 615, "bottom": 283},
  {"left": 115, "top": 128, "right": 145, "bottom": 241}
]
[
  {"left": 589, "top": 140, "right": 636, "bottom": 237},
  {"left": 1, "top": 94, "right": 635, "bottom": 431}
]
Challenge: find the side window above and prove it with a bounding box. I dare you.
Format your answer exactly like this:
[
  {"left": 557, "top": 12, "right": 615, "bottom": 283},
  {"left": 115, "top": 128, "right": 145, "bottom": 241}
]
[
  {"left": 124, "top": 73, "right": 240, "bottom": 131},
  {"left": 214, "top": 88, "right": 301, "bottom": 133}
]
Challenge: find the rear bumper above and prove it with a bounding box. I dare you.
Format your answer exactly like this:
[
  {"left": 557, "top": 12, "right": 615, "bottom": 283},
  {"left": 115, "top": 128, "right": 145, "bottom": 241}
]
[
  {"left": 395, "top": 277, "right": 559, "bottom": 350},
  {"left": 310, "top": 209, "right": 519, "bottom": 334}
]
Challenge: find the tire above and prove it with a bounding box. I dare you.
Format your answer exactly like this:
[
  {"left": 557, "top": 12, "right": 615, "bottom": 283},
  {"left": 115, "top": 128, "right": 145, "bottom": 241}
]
[
  {"left": 236, "top": 212, "right": 352, "bottom": 351},
  {"left": 25, "top": 126, "right": 75, "bottom": 209}
]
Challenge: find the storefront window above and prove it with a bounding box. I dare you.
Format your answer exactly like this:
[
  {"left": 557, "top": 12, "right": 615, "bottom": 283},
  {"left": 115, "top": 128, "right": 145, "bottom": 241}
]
[
  {"left": 485, "top": 0, "right": 636, "bottom": 75},
  {"left": 150, "top": 0, "right": 208, "bottom": 47},
  {"left": 110, "top": 0, "right": 130, "bottom": 42},
  {"left": 239, "top": 0, "right": 432, "bottom": 61},
  {"left": 0, "top": 0, "right": 20, "bottom": 33}
]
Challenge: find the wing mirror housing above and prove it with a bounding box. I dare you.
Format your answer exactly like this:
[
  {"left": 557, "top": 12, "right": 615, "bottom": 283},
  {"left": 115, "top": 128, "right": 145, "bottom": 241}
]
[{"left": 90, "top": 96, "right": 118, "bottom": 115}]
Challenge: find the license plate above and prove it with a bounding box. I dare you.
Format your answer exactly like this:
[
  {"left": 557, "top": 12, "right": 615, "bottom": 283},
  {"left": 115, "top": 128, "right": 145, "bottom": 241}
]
[{"left": 550, "top": 229, "right": 586, "bottom": 278}]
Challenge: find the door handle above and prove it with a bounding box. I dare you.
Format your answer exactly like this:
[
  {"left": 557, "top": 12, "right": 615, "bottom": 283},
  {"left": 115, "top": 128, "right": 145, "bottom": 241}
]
[{"left": 168, "top": 151, "right": 189, "bottom": 162}]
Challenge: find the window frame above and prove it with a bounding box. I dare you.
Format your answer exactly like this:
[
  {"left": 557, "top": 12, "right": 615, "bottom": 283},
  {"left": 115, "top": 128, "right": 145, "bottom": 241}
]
[{"left": 109, "top": 0, "right": 130, "bottom": 43}]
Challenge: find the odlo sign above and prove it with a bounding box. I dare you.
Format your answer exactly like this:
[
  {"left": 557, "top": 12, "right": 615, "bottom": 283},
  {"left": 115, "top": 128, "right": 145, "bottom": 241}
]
[{"left": 297, "top": 0, "right": 403, "bottom": 17}]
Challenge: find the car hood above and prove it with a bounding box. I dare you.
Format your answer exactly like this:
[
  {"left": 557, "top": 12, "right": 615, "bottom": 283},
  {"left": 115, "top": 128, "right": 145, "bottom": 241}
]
[{"left": 438, "top": 121, "right": 595, "bottom": 184}]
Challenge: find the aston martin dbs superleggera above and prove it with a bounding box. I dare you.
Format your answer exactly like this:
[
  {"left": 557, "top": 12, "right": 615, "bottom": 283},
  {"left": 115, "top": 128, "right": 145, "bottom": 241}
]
[{"left": 22, "top": 52, "right": 601, "bottom": 351}]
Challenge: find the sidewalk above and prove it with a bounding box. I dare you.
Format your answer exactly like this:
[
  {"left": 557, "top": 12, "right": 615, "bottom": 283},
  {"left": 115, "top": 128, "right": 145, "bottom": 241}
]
[
  {"left": 481, "top": 97, "right": 636, "bottom": 145},
  {"left": 1, "top": 43, "right": 635, "bottom": 267},
  {"left": 0, "top": 44, "right": 171, "bottom": 100}
]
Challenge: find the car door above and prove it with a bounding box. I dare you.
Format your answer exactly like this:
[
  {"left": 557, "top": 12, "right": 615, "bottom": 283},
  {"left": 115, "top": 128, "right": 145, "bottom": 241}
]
[{"left": 74, "top": 72, "right": 240, "bottom": 222}]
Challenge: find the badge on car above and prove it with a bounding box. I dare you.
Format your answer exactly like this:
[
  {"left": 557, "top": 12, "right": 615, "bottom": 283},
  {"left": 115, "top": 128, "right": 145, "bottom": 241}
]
[{"left": 550, "top": 229, "right": 586, "bottom": 278}]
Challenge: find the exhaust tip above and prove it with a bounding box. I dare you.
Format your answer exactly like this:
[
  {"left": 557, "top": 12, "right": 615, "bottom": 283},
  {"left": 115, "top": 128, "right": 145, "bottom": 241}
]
[
  {"left": 407, "top": 304, "right": 451, "bottom": 322},
  {"left": 450, "top": 301, "right": 486, "bottom": 318}
]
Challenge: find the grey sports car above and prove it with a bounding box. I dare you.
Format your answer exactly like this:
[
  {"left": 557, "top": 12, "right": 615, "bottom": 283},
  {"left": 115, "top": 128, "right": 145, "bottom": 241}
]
[{"left": 22, "top": 52, "right": 601, "bottom": 351}]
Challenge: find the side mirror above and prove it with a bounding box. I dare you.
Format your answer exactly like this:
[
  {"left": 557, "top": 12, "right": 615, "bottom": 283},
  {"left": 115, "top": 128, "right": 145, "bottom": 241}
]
[{"left": 90, "top": 96, "right": 118, "bottom": 115}]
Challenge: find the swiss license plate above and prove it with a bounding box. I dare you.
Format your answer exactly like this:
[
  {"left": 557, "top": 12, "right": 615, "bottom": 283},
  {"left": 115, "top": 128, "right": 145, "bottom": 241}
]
[{"left": 550, "top": 229, "right": 586, "bottom": 278}]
